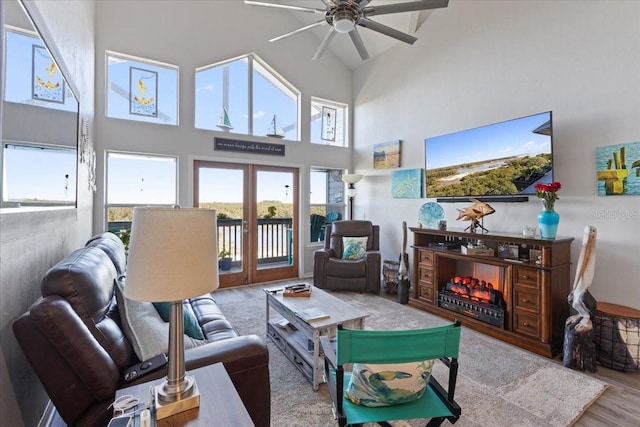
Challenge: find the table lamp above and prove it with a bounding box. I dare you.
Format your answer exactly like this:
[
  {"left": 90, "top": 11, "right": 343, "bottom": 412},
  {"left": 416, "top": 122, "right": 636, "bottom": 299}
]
[
  {"left": 125, "top": 207, "right": 219, "bottom": 419},
  {"left": 342, "top": 173, "right": 363, "bottom": 220}
]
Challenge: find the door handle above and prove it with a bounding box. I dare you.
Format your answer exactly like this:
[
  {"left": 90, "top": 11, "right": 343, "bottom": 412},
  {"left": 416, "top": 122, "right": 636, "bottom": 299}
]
[{"left": 243, "top": 220, "right": 249, "bottom": 234}]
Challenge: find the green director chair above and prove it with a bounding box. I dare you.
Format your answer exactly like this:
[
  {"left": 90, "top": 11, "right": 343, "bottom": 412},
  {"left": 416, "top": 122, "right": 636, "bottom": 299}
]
[{"left": 320, "top": 321, "right": 462, "bottom": 427}]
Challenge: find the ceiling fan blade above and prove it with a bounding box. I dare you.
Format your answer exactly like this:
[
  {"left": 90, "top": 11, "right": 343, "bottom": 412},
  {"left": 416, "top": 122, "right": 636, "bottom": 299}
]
[
  {"left": 313, "top": 28, "right": 337, "bottom": 61},
  {"left": 358, "top": 18, "right": 417, "bottom": 44},
  {"left": 244, "top": 0, "right": 324, "bottom": 14},
  {"left": 269, "top": 20, "right": 327, "bottom": 43},
  {"left": 320, "top": 0, "right": 337, "bottom": 6},
  {"left": 348, "top": 28, "right": 370, "bottom": 61},
  {"left": 364, "top": 0, "right": 448, "bottom": 17}
]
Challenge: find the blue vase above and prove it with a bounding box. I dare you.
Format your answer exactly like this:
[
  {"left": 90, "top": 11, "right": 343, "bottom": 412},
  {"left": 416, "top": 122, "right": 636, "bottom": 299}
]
[{"left": 538, "top": 201, "right": 560, "bottom": 239}]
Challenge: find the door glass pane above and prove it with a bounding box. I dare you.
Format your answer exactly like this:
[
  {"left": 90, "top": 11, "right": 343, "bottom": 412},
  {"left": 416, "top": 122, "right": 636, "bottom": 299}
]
[
  {"left": 198, "top": 168, "right": 244, "bottom": 274},
  {"left": 256, "top": 170, "right": 293, "bottom": 270},
  {"left": 310, "top": 168, "right": 345, "bottom": 242}
]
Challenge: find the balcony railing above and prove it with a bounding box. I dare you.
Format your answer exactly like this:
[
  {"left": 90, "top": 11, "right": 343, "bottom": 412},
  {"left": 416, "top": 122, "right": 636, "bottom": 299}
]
[{"left": 108, "top": 217, "right": 294, "bottom": 266}]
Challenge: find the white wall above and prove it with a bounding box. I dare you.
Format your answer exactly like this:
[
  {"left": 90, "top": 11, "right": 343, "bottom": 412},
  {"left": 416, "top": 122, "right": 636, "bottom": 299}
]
[
  {"left": 0, "top": 1, "right": 95, "bottom": 426},
  {"left": 353, "top": 0, "right": 640, "bottom": 308},
  {"left": 92, "top": 1, "right": 354, "bottom": 276}
]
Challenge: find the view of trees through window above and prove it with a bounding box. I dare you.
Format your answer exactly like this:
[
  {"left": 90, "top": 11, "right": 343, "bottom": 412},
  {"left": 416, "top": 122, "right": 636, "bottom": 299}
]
[{"left": 105, "top": 152, "right": 178, "bottom": 233}]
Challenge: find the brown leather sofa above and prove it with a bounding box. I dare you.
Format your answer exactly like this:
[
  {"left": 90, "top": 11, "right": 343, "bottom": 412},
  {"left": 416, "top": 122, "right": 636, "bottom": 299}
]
[
  {"left": 313, "top": 220, "right": 381, "bottom": 293},
  {"left": 13, "top": 233, "right": 270, "bottom": 427}
]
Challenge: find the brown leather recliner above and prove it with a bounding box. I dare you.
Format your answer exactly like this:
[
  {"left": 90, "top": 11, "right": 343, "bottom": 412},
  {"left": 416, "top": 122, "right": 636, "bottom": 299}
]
[
  {"left": 13, "top": 233, "right": 270, "bottom": 427},
  {"left": 313, "top": 220, "right": 381, "bottom": 293}
]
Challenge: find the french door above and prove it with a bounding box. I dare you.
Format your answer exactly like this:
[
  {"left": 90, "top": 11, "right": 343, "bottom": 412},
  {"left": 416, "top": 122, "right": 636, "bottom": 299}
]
[{"left": 194, "top": 161, "right": 298, "bottom": 288}]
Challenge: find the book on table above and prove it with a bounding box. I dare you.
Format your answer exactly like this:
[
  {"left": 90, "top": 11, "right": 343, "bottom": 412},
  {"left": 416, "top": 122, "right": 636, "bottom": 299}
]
[{"left": 295, "top": 307, "right": 330, "bottom": 322}]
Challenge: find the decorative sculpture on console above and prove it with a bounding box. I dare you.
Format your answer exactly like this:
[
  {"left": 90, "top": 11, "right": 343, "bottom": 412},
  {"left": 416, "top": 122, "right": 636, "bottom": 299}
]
[
  {"left": 456, "top": 198, "right": 495, "bottom": 233},
  {"left": 563, "top": 225, "right": 598, "bottom": 372}
]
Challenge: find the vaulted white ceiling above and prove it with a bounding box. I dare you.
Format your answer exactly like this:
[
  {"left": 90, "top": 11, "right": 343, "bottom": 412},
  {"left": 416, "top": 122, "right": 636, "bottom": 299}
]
[{"left": 245, "top": 0, "right": 441, "bottom": 70}]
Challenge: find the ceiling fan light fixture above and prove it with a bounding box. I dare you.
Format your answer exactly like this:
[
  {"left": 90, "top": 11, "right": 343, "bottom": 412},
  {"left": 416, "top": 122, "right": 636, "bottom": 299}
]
[
  {"left": 334, "top": 16, "right": 355, "bottom": 33},
  {"left": 332, "top": 9, "right": 356, "bottom": 33}
]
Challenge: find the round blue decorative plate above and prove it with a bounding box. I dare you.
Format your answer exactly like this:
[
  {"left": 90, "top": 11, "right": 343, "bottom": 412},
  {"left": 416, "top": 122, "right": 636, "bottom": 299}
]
[{"left": 419, "top": 202, "right": 445, "bottom": 229}]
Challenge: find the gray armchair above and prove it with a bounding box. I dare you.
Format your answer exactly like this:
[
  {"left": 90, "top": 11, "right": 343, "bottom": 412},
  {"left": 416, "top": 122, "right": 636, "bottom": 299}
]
[{"left": 313, "top": 220, "right": 381, "bottom": 293}]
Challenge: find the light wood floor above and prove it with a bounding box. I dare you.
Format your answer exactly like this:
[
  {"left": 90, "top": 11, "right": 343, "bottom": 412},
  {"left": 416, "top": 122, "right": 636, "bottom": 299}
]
[
  {"left": 48, "top": 283, "right": 640, "bottom": 427},
  {"left": 569, "top": 359, "right": 640, "bottom": 427}
]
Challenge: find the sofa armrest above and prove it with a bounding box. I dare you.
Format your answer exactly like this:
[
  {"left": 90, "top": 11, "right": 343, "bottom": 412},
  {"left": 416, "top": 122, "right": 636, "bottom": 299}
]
[
  {"left": 184, "top": 334, "right": 268, "bottom": 370},
  {"left": 13, "top": 296, "right": 122, "bottom": 426}
]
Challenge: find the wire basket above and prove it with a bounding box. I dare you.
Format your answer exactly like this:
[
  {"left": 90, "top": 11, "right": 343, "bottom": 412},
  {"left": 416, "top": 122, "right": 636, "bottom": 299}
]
[{"left": 383, "top": 259, "right": 400, "bottom": 295}]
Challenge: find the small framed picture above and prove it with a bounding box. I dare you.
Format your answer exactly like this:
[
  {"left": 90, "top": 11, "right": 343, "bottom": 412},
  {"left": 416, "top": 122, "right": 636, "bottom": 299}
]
[
  {"left": 530, "top": 249, "right": 542, "bottom": 262},
  {"left": 498, "top": 244, "right": 510, "bottom": 258},
  {"left": 129, "top": 66, "right": 158, "bottom": 117},
  {"left": 321, "top": 106, "right": 336, "bottom": 142},
  {"left": 508, "top": 244, "right": 519, "bottom": 258}
]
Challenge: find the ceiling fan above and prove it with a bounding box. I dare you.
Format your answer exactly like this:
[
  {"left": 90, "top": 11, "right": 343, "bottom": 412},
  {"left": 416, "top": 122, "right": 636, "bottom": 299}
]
[{"left": 244, "top": 0, "right": 449, "bottom": 61}]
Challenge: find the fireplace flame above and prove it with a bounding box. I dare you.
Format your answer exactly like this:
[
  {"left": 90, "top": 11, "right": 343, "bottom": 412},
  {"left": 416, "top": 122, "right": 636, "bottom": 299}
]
[{"left": 444, "top": 276, "right": 503, "bottom": 306}]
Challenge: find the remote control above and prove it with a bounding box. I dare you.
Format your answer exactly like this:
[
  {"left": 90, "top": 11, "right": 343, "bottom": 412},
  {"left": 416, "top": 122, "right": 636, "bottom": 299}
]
[{"left": 123, "top": 353, "right": 168, "bottom": 382}]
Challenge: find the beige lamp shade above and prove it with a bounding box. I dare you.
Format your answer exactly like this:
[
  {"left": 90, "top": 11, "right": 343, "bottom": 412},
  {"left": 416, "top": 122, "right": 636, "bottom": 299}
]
[
  {"left": 342, "top": 173, "right": 364, "bottom": 185},
  {"left": 125, "top": 207, "right": 219, "bottom": 302}
]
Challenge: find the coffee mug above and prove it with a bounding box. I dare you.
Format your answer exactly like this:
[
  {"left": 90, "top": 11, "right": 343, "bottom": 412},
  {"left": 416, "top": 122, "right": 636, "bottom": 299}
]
[{"left": 523, "top": 225, "right": 536, "bottom": 237}]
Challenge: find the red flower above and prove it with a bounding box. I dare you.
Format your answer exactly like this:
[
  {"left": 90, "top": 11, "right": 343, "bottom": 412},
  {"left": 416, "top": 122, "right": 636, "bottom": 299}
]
[
  {"left": 534, "top": 182, "right": 562, "bottom": 193},
  {"left": 535, "top": 181, "right": 562, "bottom": 209}
]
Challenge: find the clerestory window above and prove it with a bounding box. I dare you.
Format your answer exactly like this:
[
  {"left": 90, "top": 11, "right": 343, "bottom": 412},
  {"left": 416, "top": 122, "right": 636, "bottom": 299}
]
[
  {"left": 310, "top": 97, "right": 348, "bottom": 147},
  {"left": 106, "top": 51, "right": 179, "bottom": 126},
  {"left": 195, "top": 54, "right": 300, "bottom": 141}
]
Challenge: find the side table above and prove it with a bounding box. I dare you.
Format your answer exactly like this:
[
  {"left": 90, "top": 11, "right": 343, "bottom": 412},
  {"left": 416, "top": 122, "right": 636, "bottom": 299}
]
[{"left": 115, "top": 362, "right": 254, "bottom": 427}]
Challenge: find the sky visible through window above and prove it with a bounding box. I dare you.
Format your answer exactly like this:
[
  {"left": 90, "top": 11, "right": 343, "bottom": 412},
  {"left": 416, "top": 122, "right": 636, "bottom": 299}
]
[
  {"left": 5, "top": 38, "right": 333, "bottom": 206},
  {"left": 107, "top": 153, "right": 312, "bottom": 205},
  {"left": 4, "top": 144, "right": 76, "bottom": 202},
  {"left": 195, "top": 55, "right": 298, "bottom": 140},
  {"left": 106, "top": 52, "right": 178, "bottom": 125},
  {"left": 3, "top": 30, "right": 78, "bottom": 203}
]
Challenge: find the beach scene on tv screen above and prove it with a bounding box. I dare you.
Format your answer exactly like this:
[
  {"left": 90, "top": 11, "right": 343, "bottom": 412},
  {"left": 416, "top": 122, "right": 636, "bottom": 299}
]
[{"left": 425, "top": 112, "right": 553, "bottom": 198}]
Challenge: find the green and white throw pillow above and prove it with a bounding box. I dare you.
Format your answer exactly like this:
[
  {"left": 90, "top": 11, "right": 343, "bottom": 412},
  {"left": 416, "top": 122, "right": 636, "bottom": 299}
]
[
  {"left": 342, "top": 236, "right": 368, "bottom": 260},
  {"left": 344, "top": 360, "right": 435, "bottom": 407}
]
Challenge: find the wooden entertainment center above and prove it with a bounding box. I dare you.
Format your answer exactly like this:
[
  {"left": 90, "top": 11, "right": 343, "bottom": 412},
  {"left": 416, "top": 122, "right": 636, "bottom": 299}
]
[{"left": 410, "top": 227, "right": 574, "bottom": 358}]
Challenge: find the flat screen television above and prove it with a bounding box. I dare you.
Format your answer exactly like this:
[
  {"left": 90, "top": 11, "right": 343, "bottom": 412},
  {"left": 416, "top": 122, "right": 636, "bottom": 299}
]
[{"left": 424, "top": 111, "right": 553, "bottom": 201}]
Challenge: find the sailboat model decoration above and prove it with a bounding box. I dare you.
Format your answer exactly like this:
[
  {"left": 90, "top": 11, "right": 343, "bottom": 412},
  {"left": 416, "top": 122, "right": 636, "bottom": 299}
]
[
  {"left": 266, "top": 114, "right": 284, "bottom": 139},
  {"left": 217, "top": 107, "right": 233, "bottom": 131}
]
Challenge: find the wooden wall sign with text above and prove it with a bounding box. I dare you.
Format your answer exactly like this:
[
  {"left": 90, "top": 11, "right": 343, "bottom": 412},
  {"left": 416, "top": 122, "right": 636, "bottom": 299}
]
[{"left": 214, "top": 137, "right": 285, "bottom": 156}]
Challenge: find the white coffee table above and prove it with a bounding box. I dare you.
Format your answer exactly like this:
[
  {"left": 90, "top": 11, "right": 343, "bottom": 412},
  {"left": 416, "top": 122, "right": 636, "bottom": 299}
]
[{"left": 264, "top": 285, "right": 368, "bottom": 390}]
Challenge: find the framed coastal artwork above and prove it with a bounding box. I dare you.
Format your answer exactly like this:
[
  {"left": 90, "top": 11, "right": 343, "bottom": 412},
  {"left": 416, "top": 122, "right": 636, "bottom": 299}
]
[
  {"left": 321, "top": 106, "right": 336, "bottom": 142},
  {"left": 595, "top": 141, "right": 640, "bottom": 196},
  {"left": 129, "top": 66, "right": 158, "bottom": 117},
  {"left": 32, "top": 45, "right": 65, "bottom": 103},
  {"left": 391, "top": 168, "right": 423, "bottom": 198},
  {"left": 373, "top": 140, "right": 401, "bottom": 169}
]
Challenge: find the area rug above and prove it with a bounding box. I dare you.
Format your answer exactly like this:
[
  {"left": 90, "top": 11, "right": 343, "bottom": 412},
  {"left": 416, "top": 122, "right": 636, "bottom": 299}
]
[{"left": 216, "top": 281, "right": 608, "bottom": 427}]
